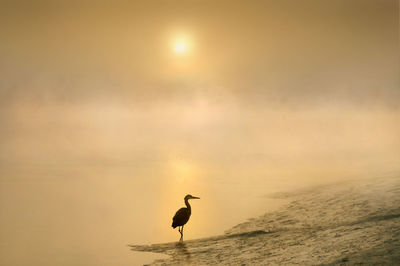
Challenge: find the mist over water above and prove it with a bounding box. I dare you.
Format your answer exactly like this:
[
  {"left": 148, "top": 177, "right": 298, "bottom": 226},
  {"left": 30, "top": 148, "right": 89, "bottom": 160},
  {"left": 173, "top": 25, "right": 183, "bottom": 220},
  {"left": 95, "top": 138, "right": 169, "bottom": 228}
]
[
  {"left": 0, "top": 1, "right": 399, "bottom": 265},
  {"left": 1, "top": 100, "right": 399, "bottom": 265}
]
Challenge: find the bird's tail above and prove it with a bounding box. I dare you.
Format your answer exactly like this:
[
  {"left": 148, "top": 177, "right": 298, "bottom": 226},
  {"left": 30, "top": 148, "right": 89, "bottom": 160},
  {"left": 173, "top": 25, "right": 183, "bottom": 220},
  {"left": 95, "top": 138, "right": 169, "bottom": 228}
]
[{"left": 172, "top": 221, "right": 177, "bottom": 228}]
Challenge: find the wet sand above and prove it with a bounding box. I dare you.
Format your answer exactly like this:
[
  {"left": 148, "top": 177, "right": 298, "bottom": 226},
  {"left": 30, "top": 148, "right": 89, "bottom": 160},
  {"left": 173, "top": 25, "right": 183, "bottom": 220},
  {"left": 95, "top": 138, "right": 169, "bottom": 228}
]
[{"left": 130, "top": 175, "right": 400, "bottom": 265}]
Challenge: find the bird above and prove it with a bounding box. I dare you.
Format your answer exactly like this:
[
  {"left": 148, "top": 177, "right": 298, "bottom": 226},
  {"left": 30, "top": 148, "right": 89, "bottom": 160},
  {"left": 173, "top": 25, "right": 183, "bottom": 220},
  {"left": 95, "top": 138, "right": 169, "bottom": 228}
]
[{"left": 172, "top": 194, "right": 200, "bottom": 241}]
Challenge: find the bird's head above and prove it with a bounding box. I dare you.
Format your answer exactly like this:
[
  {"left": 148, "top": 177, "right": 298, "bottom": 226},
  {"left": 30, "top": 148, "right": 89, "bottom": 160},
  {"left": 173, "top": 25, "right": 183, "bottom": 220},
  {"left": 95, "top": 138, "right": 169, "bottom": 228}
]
[{"left": 185, "top": 194, "right": 200, "bottom": 201}]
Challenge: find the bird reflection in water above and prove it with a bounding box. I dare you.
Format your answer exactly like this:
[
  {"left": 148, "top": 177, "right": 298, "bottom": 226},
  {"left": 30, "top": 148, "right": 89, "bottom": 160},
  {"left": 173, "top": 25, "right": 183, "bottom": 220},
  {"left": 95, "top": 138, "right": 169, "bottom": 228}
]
[{"left": 172, "top": 242, "right": 191, "bottom": 263}]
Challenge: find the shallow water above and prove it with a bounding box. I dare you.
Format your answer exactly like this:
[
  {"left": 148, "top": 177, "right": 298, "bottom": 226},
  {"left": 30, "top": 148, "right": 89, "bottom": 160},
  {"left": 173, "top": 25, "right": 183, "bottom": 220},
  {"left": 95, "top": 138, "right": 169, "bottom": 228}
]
[
  {"left": 131, "top": 175, "right": 400, "bottom": 265},
  {"left": 1, "top": 166, "right": 399, "bottom": 265}
]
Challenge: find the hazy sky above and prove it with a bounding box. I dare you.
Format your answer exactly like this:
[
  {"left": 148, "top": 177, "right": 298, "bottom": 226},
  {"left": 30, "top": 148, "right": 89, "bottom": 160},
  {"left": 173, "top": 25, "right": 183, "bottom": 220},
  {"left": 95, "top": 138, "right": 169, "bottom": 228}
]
[
  {"left": 0, "top": 0, "right": 398, "bottom": 106},
  {"left": 1, "top": 0, "right": 399, "bottom": 169}
]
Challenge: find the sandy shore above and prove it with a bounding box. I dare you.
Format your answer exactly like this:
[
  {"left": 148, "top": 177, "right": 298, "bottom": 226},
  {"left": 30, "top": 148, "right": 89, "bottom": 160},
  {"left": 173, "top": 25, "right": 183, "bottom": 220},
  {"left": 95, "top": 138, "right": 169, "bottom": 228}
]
[{"left": 130, "top": 175, "right": 400, "bottom": 265}]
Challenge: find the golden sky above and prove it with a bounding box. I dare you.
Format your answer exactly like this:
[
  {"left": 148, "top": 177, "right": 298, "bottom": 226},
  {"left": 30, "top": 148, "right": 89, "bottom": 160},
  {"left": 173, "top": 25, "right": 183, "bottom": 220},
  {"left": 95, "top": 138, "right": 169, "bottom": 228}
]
[
  {"left": 0, "top": 0, "right": 399, "bottom": 196},
  {"left": 0, "top": 0, "right": 398, "bottom": 106}
]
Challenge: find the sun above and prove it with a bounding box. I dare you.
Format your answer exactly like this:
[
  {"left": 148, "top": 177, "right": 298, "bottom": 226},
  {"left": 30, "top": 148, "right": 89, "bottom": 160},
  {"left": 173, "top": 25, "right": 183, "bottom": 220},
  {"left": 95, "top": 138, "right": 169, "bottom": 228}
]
[
  {"left": 171, "top": 33, "right": 192, "bottom": 55},
  {"left": 174, "top": 41, "right": 187, "bottom": 54}
]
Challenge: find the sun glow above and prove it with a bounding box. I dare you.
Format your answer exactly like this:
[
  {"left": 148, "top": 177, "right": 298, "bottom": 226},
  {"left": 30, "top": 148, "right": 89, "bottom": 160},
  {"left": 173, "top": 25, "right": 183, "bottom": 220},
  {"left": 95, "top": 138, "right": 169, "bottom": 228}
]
[
  {"left": 174, "top": 42, "right": 187, "bottom": 54},
  {"left": 171, "top": 33, "right": 192, "bottom": 55}
]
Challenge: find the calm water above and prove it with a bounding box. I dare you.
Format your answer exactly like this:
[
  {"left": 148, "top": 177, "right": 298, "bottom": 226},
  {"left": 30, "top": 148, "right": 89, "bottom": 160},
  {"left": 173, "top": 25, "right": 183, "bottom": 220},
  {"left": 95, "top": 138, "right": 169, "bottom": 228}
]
[{"left": 2, "top": 164, "right": 399, "bottom": 265}]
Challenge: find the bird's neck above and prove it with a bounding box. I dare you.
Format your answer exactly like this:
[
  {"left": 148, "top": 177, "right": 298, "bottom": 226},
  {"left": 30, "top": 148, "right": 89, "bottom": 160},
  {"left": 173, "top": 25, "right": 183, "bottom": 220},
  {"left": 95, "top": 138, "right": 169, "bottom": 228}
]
[{"left": 185, "top": 198, "right": 191, "bottom": 213}]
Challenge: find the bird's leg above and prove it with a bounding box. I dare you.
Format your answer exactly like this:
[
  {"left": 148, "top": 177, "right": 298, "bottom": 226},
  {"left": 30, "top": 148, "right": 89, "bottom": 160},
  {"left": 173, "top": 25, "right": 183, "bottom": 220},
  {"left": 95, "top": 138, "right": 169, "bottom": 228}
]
[
  {"left": 178, "top": 226, "right": 182, "bottom": 241},
  {"left": 179, "top": 226, "right": 183, "bottom": 241},
  {"left": 181, "top": 225, "right": 184, "bottom": 241}
]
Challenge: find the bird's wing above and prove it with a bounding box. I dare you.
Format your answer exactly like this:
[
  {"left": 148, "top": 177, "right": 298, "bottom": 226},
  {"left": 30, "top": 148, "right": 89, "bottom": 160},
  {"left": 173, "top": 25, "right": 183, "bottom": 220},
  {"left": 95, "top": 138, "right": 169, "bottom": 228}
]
[
  {"left": 173, "top": 208, "right": 188, "bottom": 222},
  {"left": 172, "top": 207, "right": 191, "bottom": 228}
]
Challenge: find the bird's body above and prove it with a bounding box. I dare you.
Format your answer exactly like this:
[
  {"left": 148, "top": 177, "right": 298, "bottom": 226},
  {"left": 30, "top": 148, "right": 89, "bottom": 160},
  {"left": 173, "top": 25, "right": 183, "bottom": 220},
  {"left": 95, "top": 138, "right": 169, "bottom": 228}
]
[
  {"left": 172, "top": 194, "right": 200, "bottom": 241},
  {"left": 172, "top": 207, "right": 191, "bottom": 228}
]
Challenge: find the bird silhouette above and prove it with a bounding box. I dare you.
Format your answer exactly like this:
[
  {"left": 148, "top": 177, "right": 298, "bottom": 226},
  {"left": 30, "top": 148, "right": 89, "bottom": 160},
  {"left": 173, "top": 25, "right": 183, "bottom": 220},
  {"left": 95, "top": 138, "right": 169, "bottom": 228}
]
[{"left": 172, "top": 194, "right": 200, "bottom": 241}]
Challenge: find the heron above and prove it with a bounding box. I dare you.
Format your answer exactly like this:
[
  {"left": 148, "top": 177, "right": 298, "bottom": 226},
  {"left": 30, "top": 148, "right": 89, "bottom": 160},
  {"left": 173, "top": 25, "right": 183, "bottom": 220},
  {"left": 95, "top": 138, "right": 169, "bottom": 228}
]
[{"left": 172, "top": 194, "right": 200, "bottom": 241}]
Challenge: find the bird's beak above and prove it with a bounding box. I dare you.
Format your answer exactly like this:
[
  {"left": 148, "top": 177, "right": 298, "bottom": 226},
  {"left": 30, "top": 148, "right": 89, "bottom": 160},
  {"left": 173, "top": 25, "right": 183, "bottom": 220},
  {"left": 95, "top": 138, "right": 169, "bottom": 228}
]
[{"left": 191, "top": 196, "right": 200, "bottom": 199}]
